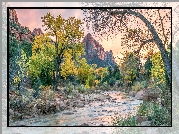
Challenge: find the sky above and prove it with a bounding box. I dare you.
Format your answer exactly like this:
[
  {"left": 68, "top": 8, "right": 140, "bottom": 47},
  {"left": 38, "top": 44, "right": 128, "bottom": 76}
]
[
  {"left": 8, "top": 2, "right": 171, "bottom": 64},
  {"left": 8, "top": 6, "right": 124, "bottom": 63}
]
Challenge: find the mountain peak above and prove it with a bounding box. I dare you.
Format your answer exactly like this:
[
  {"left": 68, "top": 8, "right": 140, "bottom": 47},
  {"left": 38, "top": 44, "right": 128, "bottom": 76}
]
[{"left": 83, "top": 33, "right": 117, "bottom": 68}]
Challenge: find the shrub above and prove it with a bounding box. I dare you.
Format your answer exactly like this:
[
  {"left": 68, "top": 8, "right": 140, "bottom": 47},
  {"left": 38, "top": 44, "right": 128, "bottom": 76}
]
[
  {"left": 141, "top": 81, "right": 148, "bottom": 88},
  {"left": 109, "top": 77, "right": 115, "bottom": 87},
  {"left": 113, "top": 115, "right": 138, "bottom": 126},
  {"left": 115, "top": 80, "right": 123, "bottom": 88},
  {"left": 63, "top": 82, "right": 74, "bottom": 95},
  {"left": 132, "top": 81, "right": 146, "bottom": 91},
  {"left": 137, "top": 102, "right": 171, "bottom": 126},
  {"left": 76, "top": 84, "right": 87, "bottom": 93}
]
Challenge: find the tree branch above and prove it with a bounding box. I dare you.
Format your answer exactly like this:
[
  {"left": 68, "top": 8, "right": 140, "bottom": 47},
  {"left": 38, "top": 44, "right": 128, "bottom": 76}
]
[
  {"left": 135, "top": 38, "right": 155, "bottom": 54},
  {"left": 157, "top": 9, "right": 167, "bottom": 45}
]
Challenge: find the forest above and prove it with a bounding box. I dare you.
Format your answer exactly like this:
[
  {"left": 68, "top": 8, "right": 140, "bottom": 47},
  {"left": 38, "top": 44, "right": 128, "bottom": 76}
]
[{"left": 9, "top": 8, "right": 171, "bottom": 126}]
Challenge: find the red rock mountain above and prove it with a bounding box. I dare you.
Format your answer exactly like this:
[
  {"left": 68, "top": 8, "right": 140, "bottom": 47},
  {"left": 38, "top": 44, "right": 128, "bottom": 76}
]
[
  {"left": 9, "top": 9, "right": 44, "bottom": 43},
  {"left": 82, "top": 33, "right": 117, "bottom": 67}
]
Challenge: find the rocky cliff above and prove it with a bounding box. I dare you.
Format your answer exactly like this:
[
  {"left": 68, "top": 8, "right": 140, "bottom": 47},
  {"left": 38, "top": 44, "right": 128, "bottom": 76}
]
[
  {"left": 9, "top": 9, "right": 44, "bottom": 43},
  {"left": 82, "top": 33, "right": 117, "bottom": 68}
]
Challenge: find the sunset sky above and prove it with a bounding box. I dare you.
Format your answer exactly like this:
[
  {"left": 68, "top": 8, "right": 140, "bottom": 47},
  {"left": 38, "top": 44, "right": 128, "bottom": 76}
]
[{"left": 8, "top": 2, "right": 171, "bottom": 64}]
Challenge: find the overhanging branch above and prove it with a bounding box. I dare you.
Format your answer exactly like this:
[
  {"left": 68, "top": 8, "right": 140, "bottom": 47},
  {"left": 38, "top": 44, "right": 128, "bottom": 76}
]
[{"left": 135, "top": 38, "right": 155, "bottom": 54}]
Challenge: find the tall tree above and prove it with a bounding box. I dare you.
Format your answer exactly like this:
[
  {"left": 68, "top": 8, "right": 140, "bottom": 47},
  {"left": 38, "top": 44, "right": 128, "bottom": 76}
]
[
  {"left": 28, "top": 34, "right": 56, "bottom": 87},
  {"left": 41, "top": 13, "right": 84, "bottom": 90},
  {"left": 82, "top": 8, "right": 171, "bottom": 84},
  {"left": 120, "top": 52, "right": 140, "bottom": 86}
]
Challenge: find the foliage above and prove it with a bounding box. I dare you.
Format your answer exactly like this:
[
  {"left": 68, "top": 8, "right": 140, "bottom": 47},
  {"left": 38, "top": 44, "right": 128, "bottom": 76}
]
[
  {"left": 60, "top": 43, "right": 85, "bottom": 79},
  {"left": 76, "top": 84, "right": 87, "bottom": 93},
  {"left": 108, "top": 77, "right": 116, "bottom": 87},
  {"left": 63, "top": 82, "right": 75, "bottom": 95},
  {"left": 113, "top": 65, "right": 122, "bottom": 80},
  {"left": 137, "top": 102, "right": 171, "bottom": 126},
  {"left": 75, "top": 58, "right": 97, "bottom": 88},
  {"left": 115, "top": 80, "right": 123, "bottom": 88},
  {"left": 82, "top": 8, "right": 171, "bottom": 85},
  {"left": 120, "top": 52, "right": 140, "bottom": 86},
  {"left": 27, "top": 34, "right": 56, "bottom": 87},
  {"left": 132, "top": 81, "right": 147, "bottom": 91},
  {"left": 151, "top": 52, "right": 166, "bottom": 85},
  {"left": 9, "top": 32, "right": 20, "bottom": 83},
  {"left": 41, "top": 13, "right": 84, "bottom": 90},
  {"left": 94, "top": 67, "right": 108, "bottom": 81},
  {"left": 20, "top": 40, "right": 32, "bottom": 58},
  {"left": 38, "top": 85, "right": 55, "bottom": 101},
  {"left": 113, "top": 115, "right": 138, "bottom": 126},
  {"left": 144, "top": 56, "right": 152, "bottom": 81},
  {"left": 101, "top": 65, "right": 122, "bottom": 88}
]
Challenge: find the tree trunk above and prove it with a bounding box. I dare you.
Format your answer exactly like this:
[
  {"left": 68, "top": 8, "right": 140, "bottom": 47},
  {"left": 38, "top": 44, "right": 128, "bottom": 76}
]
[
  {"left": 54, "top": 36, "right": 59, "bottom": 91},
  {"left": 54, "top": 57, "right": 59, "bottom": 90},
  {"left": 126, "top": 9, "right": 171, "bottom": 84}
]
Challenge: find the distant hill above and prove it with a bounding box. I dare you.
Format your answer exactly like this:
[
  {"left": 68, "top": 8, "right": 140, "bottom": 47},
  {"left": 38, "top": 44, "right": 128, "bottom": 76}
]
[{"left": 82, "top": 33, "right": 117, "bottom": 68}]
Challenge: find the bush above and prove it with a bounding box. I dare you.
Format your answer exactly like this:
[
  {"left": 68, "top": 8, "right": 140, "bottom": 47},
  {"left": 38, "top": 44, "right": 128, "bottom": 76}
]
[
  {"left": 63, "top": 82, "right": 74, "bottom": 95},
  {"left": 76, "top": 84, "right": 87, "bottom": 93},
  {"left": 38, "top": 85, "right": 56, "bottom": 101},
  {"left": 113, "top": 115, "right": 138, "bottom": 126},
  {"left": 115, "top": 80, "right": 123, "bottom": 87},
  {"left": 141, "top": 81, "right": 148, "bottom": 88},
  {"left": 137, "top": 102, "right": 171, "bottom": 126},
  {"left": 109, "top": 77, "right": 115, "bottom": 87},
  {"left": 132, "top": 81, "right": 147, "bottom": 91}
]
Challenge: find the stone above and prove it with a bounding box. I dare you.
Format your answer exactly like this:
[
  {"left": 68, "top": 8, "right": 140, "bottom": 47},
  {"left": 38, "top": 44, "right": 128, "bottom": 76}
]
[
  {"left": 122, "top": 102, "right": 127, "bottom": 104},
  {"left": 80, "top": 123, "right": 89, "bottom": 126},
  {"left": 135, "top": 90, "right": 144, "bottom": 100},
  {"left": 13, "top": 121, "right": 26, "bottom": 126},
  {"left": 135, "top": 89, "right": 161, "bottom": 101},
  {"left": 9, "top": 109, "right": 14, "bottom": 115},
  {"left": 121, "top": 96, "right": 127, "bottom": 99},
  {"left": 129, "top": 91, "right": 137, "bottom": 97},
  {"left": 136, "top": 116, "right": 148, "bottom": 124},
  {"left": 63, "top": 111, "right": 74, "bottom": 115},
  {"left": 141, "top": 121, "right": 152, "bottom": 126}
]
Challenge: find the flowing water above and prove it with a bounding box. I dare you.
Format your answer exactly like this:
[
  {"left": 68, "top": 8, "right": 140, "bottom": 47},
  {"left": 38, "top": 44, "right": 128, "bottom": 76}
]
[{"left": 10, "top": 90, "right": 142, "bottom": 126}]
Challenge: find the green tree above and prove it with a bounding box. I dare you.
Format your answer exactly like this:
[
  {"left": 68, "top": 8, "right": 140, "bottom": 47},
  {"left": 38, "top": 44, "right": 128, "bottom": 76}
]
[
  {"left": 113, "top": 65, "right": 121, "bottom": 80},
  {"left": 144, "top": 56, "right": 152, "bottom": 81},
  {"left": 41, "top": 13, "right": 84, "bottom": 90},
  {"left": 27, "top": 34, "right": 56, "bottom": 87},
  {"left": 82, "top": 8, "right": 171, "bottom": 85},
  {"left": 151, "top": 52, "right": 169, "bottom": 86},
  {"left": 20, "top": 40, "right": 32, "bottom": 58},
  {"left": 9, "top": 30, "right": 21, "bottom": 91},
  {"left": 120, "top": 52, "right": 140, "bottom": 86},
  {"left": 75, "top": 58, "right": 96, "bottom": 88}
]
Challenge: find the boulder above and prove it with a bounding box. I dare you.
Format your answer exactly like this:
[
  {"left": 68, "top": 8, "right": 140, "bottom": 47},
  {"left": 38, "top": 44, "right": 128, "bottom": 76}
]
[
  {"left": 80, "top": 123, "right": 89, "bottom": 126},
  {"left": 136, "top": 116, "right": 148, "bottom": 124},
  {"left": 135, "top": 90, "right": 144, "bottom": 100},
  {"left": 135, "top": 89, "right": 161, "bottom": 101},
  {"left": 141, "top": 121, "right": 152, "bottom": 126},
  {"left": 9, "top": 109, "right": 14, "bottom": 115},
  {"left": 129, "top": 91, "right": 137, "bottom": 97}
]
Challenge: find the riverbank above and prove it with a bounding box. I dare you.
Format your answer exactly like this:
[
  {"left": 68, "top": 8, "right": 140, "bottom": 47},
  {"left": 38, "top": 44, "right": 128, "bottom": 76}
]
[{"left": 9, "top": 89, "right": 142, "bottom": 126}]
